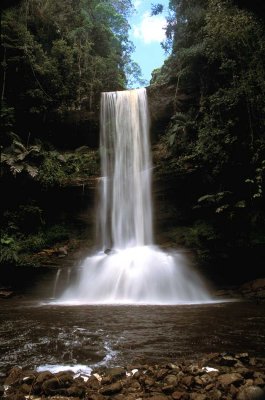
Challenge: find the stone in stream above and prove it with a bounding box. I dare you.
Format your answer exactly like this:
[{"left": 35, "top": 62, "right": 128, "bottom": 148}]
[
  {"left": 5, "top": 367, "right": 24, "bottom": 386},
  {"left": 87, "top": 375, "right": 101, "bottom": 389},
  {"left": 66, "top": 383, "right": 86, "bottom": 397},
  {"left": 190, "top": 394, "right": 207, "bottom": 400},
  {"left": 35, "top": 370, "right": 54, "bottom": 384},
  {"left": 99, "top": 381, "right": 122, "bottom": 395},
  {"left": 220, "top": 355, "right": 238, "bottom": 366},
  {"left": 237, "top": 386, "right": 265, "bottom": 400},
  {"left": 86, "top": 394, "right": 105, "bottom": 400},
  {"left": 42, "top": 377, "right": 63, "bottom": 394},
  {"left": 207, "top": 388, "right": 222, "bottom": 400},
  {"left": 104, "top": 367, "right": 126, "bottom": 381},
  {"left": 172, "top": 391, "right": 189, "bottom": 400},
  {"left": 161, "top": 384, "right": 175, "bottom": 394},
  {"left": 218, "top": 372, "right": 244, "bottom": 386},
  {"left": 164, "top": 374, "right": 178, "bottom": 386}
]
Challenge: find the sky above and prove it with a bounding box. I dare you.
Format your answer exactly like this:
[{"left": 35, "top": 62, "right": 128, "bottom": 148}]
[{"left": 129, "top": 0, "right": 169, "bottom": 87}]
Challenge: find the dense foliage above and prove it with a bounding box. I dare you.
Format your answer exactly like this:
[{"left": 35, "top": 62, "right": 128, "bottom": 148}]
[
  {"left": 1, "top": 0, "right": 141, "bottom": 117},
  {"left": 152, "top": 0, "right": 265, "bottom": 279},
  {"left": 1, "top": 0, "right": 143, "bottom": 268}
]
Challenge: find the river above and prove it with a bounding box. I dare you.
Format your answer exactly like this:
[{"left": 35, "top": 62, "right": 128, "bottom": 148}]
[{"left": 0, "top": 299, "right": 265, "bottom": 377}]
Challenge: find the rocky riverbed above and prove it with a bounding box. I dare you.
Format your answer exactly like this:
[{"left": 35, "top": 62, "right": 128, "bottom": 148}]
[{"left": 2, "top": 353, "right": 265, "bottom": 400}]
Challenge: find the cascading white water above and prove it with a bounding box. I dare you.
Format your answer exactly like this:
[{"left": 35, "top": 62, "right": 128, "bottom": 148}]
[
  {"left": 59, "top": 88, "right": 211, "bottom": 304},
  {"left": 99, "top": 88, "right": 153, "bottom": 249}
]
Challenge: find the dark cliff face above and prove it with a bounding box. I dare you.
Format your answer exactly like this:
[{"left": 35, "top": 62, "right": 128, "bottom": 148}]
[{"left": 146, "top": 84, "right": 175, "bottom": 141}]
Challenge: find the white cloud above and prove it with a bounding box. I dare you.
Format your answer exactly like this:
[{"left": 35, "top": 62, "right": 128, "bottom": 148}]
[
  {"left": 133, "top": 0, "right": 142, "bottom": 10},
  {"left": 132, "top": 12, "right": 166, "bottom": 44}
]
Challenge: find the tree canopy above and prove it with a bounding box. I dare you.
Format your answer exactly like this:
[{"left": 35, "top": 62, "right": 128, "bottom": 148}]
[{"left": 152, "top": 0, "right": 265, "bottom": 276}]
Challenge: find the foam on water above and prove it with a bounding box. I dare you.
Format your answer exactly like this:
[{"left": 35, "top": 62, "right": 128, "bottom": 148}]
[{"left": 59, "top": 246, "right": 211, "bottom": 304}]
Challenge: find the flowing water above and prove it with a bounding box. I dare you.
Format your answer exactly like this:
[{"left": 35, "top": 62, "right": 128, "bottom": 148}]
[
  {"left": 59, "top": 88, "right": 211, "bottom": 304},
  {"left": 0, "top": 300, "right": 265, "bottom": 376}
]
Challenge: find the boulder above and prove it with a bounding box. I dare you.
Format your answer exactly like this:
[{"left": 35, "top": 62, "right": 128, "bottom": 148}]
[
  {"left": 42, "top": 377, "right": 62, "bottom": 394},
  {"left": 181, "top": 375, "right": 195, "bottom": 387},
  {"left": 190, "top": 394, "right": 207, "bottom": 400},
  {"left": 35, "top": 371, "right": 54, "bottom": 384},
  {"left": 99, "top": 381, "right": 122, "bottom": 395},
  {"left": 164, "top": 374, "right": 178, "bottom": 386},
  {"left": 237, "top": 385, "right": 265, "bottom": 400},
  {"left": 5, "top": 367, "right": 24, "bottom": 386},
  {"left": 104, "top": 367, "right": 126, "bottom": 381},
  {"left": 220, "top": 355, "right": 237, "bottom": 366},
  {"left": 156, "top": 368, "right": 168, "bottom": 380},
  {"left": 162, "top": 384, "right": 174, "bottom": 394},
  {"left": 207, "top": 389, "right": 222, "bottom": 400},
  {"left": 218, "top": 372, "right": 244, "bottom": 386},
  {"left": 66, "top": 384, "right": 86, "bottom": 397},
  {"left": 172, "top": 391, "right": 189, "bottom": 400},
  {"left": 86, "top": 394, "right": 105, "bottom": 400},
  {"left": 87, "top": 375, "right": 101, "bottom": 389}
]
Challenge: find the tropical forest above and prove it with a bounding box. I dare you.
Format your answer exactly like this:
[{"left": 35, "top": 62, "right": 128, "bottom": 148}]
[{"left": 0, "top": 0, "right": 265, "bottom": 399}]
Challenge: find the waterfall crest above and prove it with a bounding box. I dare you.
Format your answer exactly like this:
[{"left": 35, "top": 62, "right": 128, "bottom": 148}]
[{"left": 59, "top": 88, "right": 211, "bottom": 304}]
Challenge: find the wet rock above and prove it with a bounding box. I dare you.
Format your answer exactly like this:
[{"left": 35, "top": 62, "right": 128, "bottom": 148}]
[
  {"left": 236, "top": 368, "right": 253, "bottom": 379},
  {"left": 0, "top": 385, "right": 4, "bottom": 397},
  {"left": 181, "top": 375, "right": 195, "bottom": 387},
  {"left": 144, "top": 377, "right": 156, "bottom": 387},
  {"left": 35, "top": 371, "right": 54, "bottom": 384},
  {"left": 112, "top": 394, "right": 128, "bottom": 400},
  {"left": 20, "top": 383, "right": 31, "bottom": 394},
  {"left": 66, "top": 384, "right": 86, "bottom": 397},
  {"left": 172, "top": 391, "right": 189, "bottom": 400},
  {"left": 230, "top": 384, "right": 239, "bottom": 396},
  {"left": 21, "top": 373, "right": 36, "bottom": 385},
  {"left": 42, "top": 377, "right": 63, "bottom": 394},
  {"left": 55, "top": 371, "right": 74, "bottom": 380},
  {"left": 87, "top": 375, "right": 101, "bottom": 389},
  {"left": 254, "top": 377, "right": 265, "bottom": 386},
  {"left": 104, "top": 367, "right": 126, "bottom": 381},
  {"left": 99, "top": 381, "right": 122, "bottom": 395},
  {"left": 167, "top": 363, "right": 180, "bottom": 372},
  {"left": 147, "top": 395, "right": 168, "bottom": 400},
  {"left": 162, "top": 384, "right": 174, "bottom": 394},
  {"left": 5, "top": 367, "right": 24, "bottom": 386},
  {"left": 5, "top": 392, "right": 26, "bottom": 400},
  {"left": 207, "top": 388, "right": 222, "bottom": 399},
  {"left": 237, "top": 386, "right": 265, "bottom": 400},
  {"left": 220, "top": 355, "right": 238, "bottom": 366},
  {"left": 235, "top": 353, "right": 250, "bottom": 362},
  {"left": 253, "top": 372, "right": 265, "bottom": 380},
  {"left": 101, "top": 375, "right": 112, "bottom": 385},
  {"left": 156, "top": 368, "right": 168, "bottom": 380},
  {"left": 104, "top": 248, "right": 112, "bottom": 255},
  {"left": 218, "top": 372, "right": 244, "bottom": 386},
  {"left": 86, "top": 394, "right": 106, "bottom": 400},
  {"left": 194, "top": 373, "right": 213, "bottom": 387},
  {"left": 190, "top": 394, "right": 207, "bottom": 400},
  {"left": 164, "top": 374, "right": 178, "bottom": 386}
]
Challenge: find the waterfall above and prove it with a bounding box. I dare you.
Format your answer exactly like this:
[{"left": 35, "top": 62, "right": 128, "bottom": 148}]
[
  {"left": 99, "top": 88, "right": 152, "bottom": 249},
  {"left": 59, "top": 88, "right": 211, "bottom": 304}
]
